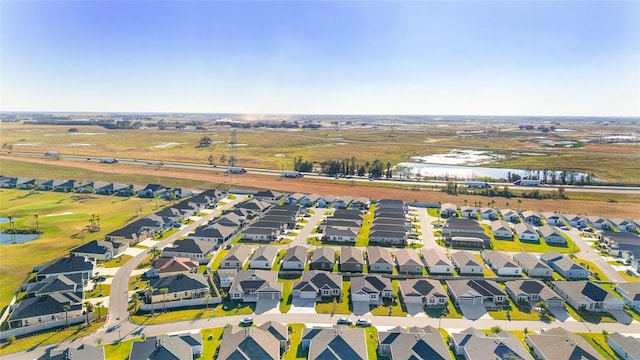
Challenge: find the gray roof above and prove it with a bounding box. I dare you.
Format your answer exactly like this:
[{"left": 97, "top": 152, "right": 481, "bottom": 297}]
[
  {"left": 283, "top": 245, "right": 309, "bottom": 262},
  {"left": 538, "top": 225, "right": 563, "bottom": 238},
  {"left": 9, "top": 294, "right": 82, "bottom": 321},
  {"left": 552, "top": 281, "right": 617, "bottom": 303},
  {"left": 48, "top": 344, "right": 105, "bottom": 360},
  {"left": 447, "top": 279, "right": 506, "bottom": 299},
  {"left": 450, "top": 251, "right": 482, "bottom": 267},
  {"left": 483, "top": 251, "right": 520, "bottom": 269},
  {"left": 394, "top": 249, "right": 422, "bottom": 267},
  {"left": 69, "top": 240, "right": 113, "bottom": 256},
  {"left": 311, "top": 247, "right": 335, "bottom": 264},
  {"left": 616, "top": 282, "right": 640, "bottom": 301},
  {"left": 526, "top": 327, "right": 600, "bottom": 360},
  {"left": 302, "top": 327, "right": 368, "bottom": 360},
  {"left": 340, "top": 246, "right": 364, "bottom": 264},
  {"left": 351, "top": 275, "right": 391, "bottom": 294},
  {"left": 504, "top": 280, "right": 562, "bottom": 302},
  {"left": 149, "top": 273, "right": 209, "bottom": 295},
  {"left": 325, "top": 226, "right": 358, "bottom": 238},
  {"left": 218, "top": 326, "right": 279, "bottom": 360},
  {"left": 452, "top": 328, "right": 534, "bottom": 360},
  {"left": 608, "top": 332, "right": 640, "bottom": 360},
  {"left": 164, "top": 238, "right": 216, "bottom": 255},
  {"left": 37, "top": 257, "right": 94, "bottom": 276},
  {"left": 378, "top": 325, "right": 451, "bottom": 360},
  {"left": 229, "top": 270, "right": 281, "bottom": 294},
  {"left": 26, "top": 274, "right": 78, "bottom": 296},
  {"left": 513, "top": 253, "right": 552, "bottom": 271},
  {"left": 399, "top": 279, "right": 447, "bottom": 299},
  {"left": 250, "top": 246, "right": 279, "bottom": 262},
  {"left": 223, "top": 245, "right": 253, "bottom": 263},
  {"left": 367, "top": 246, "right": 393, "bottom": 265},
  {"left": 420, "top": 248, "right": 453, "bottom": 268},
  {"left": 293, "top": 271, "right": 342, "bottom": 293},
  {"left": 257, "top": 321, "right": 288, "bottom": 342},
  {"left": 513, "top": 222, "right": 537, "bottom": 235},
  {"left": 129, "top": 334, "right": 202, "bottom": 360}
]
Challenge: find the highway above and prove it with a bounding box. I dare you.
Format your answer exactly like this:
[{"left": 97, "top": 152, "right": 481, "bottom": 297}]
[{"left": 6, "top": 151, "right": 640, "bottom": 195}]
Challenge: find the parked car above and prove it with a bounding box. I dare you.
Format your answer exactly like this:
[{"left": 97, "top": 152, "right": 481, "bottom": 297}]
[
  {"left": 583, "top": 228, "right": 594, "bottom": 233},
  {"left": 336, "top": 317, "right": 352, "bottom": 325},
  {"left": 239, "top": 317, "right": 253, "bottom": 326},
  {"left": 356, "top": 318, "right": 372, "bottom": 327},
  {"left": 560, "top": 226, "right": 570, "bottom": 231}
]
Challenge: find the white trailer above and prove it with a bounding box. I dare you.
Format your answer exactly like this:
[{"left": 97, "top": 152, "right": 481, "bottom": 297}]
[{"left": 514, "top": 179, "right": 541, "bottom": 186}]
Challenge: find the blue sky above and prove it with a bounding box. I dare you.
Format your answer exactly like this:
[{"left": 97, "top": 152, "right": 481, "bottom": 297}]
[{"left": 1, "top": 1, "right": 638, "bottom": 116}]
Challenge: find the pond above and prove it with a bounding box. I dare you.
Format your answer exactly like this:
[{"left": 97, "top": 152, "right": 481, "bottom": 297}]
[{"left": 0, "top": 217, "right": 41, "bottom": 245}]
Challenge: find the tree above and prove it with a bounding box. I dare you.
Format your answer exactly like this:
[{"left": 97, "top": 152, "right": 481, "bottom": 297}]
[
  {"left": 517, "top": 199, "right": 522, "bottom": 210},
  {"left": 33, "top": 214, "right": 39, "bottom": 233},
  {"left": 535, "top": 301, "right": 548, "bottom": 315},
  {"left": 145, "top": 287, "right": 155, "bottom": 315},
  {"left": 84, "top": 301, "right": 93, "bottom": 324},
  {"left": 150, "top": 246, "right": 161, "bottom": 259},
  {"left": 160, "top": 288, "right": 169, "bottom": 312},
  {"left": 219, "top": 154, "right": 226, "bottom": 164},
  {"left": 95, "top": 301, "right": 103, "bottom": 320},
  {"left": 132, "top": 292, "right": 141, "bottom": 313},
  {"left": 490, "top": 325, "right": 503, "bottom": 334},
  {"left": 208, "top": 154, "right": 214, "bottom": 165},
  {"left": 203, "top": 293, "right": 211, "bottom": 310},
  {"left": 68, "top": 128, "right": 79, "bottom": 133},
  {"left": 7, "top": 215, "right": 14, "bottom": 232},
  {"left": 63, "top": 304, "right": 71, "bottom": 328}
]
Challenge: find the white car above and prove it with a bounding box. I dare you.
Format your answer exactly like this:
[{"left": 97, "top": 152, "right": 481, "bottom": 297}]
[
  {"left": 356, "top": 318, "right": 372, "bottom": 327},
  {"left": 239, "top": 317, "right": 253, "bottom": 326}
]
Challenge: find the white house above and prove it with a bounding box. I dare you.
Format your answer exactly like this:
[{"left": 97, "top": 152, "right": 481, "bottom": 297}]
[
  {"left": 513, "top": 223, "right": 539, "bottom": 243},
  {"left": 450, "top": 251, "right": 483, "bottom": 275},
  {"left": 420, "top": 248, "right": 453, "bottom": 275}
]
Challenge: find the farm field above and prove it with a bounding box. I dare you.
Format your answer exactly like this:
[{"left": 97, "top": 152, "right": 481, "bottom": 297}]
[{"left": 0, "top": 189, "right": 170, "bottom": 309}]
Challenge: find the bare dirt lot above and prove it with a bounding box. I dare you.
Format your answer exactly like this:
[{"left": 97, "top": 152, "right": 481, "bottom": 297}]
[{"left": 4, "top": 155, "right": 639, "bottom": 217}]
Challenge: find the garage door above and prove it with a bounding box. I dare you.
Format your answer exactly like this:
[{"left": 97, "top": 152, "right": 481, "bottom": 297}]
[{"left": 458, "top": 298, "right": 476, "bottom": 306}]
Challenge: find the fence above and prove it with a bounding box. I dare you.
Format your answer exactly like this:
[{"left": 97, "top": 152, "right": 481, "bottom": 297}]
[
  {"left": 0, "top": 296, "right": 17, "bottom": 326},
  {"left": 139, "top": 297, "right": 221, "bottom": 312},
  {"left": 0, "top": 313, "right": 93, "bottom": 340}
]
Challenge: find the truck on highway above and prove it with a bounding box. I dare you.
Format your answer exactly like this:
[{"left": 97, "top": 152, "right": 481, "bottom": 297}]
[
  {"left": 282, "top": 171, "right": 304, "bottom": 178},
  {"left": 514, "top": 179, "right": 541, "bottom": 186},
  {"left": 44, "top": 151, "right": 60, "bottom": 158},
  {"left": 100, "top": 158, "right": 119, "bottom": 164},
  {"left": 465, "top": 181, "right": 491, "bottom": 188},
  {"left": 226, "top": 167, "right": 247, "bottom": 174}
]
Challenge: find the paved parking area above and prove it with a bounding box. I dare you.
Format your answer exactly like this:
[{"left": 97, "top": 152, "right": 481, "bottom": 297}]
[
  {"left": 352, "top": 301, "right": 371, "bottom": 316},
  {"left": 459, "top": 305, "right": 488, "bottom": 320},
  {"left": 255, "top": 298, "right": 280, "bottom": 314},
  {"left": 548, "top": 307, "right": 574, "bottom": 322},
  {"left": 289, "top": 298, "right": 317, "bottom": 314},
  {"left": 405, "top": 302, "right": 425, "bottom": 316},
  {"left": 609, "top": 309, "right": 633, "bottom": 325}
]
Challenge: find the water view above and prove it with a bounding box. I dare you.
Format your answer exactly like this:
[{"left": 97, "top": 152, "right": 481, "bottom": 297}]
[{"left": 0, "top": 218, "right": 41, "bottom": 245}]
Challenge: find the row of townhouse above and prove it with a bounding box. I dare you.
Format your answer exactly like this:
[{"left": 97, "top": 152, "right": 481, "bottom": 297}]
[
  {"left": 321, "top": 208, "right": 364, "bottom": 243},
  {"left": 600, "top": 230, "right": 640, "bottom": 273},
  {"left": 490, "top": 220, "right": 566, "bottom": 244},
  {"left": 369, "top": 199, "right": 409, "bottom": 246},
  {"left": 0, "top": 175, "right": 197, "bottom": 200},
  {"left": 441, "top": 218, "right": 492, "bottom": 249},
  {"left": 440, "top": 201, "right": 639, "bottom": 232}
]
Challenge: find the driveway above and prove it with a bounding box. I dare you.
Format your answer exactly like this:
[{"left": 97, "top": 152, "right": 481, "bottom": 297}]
[
  {"left": 289, "top": 298, "right": 317, "bottom": 314},
  {"left": 609, "top": 309, "right": 634, "bottom": 325},
  {"left": 405, "top": 302, "right": 425, "bottom": 316},
  {"left": 254, "top": 298, "right": 280, "bottom": 314},
  {"left": 352, "top": 301, "right": 371, "bottom": 316},
  {"left": 459, "top": 305, "right": 488, "bottom": 320},
  {"left": 547, "top": 307, "right": 574, "bottom": 322}
]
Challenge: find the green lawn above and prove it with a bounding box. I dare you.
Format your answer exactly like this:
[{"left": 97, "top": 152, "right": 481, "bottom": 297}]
[
  {"left": 130, "top": 300, "right": 255, "bottom": 325},
  {"left": 617, "top": 271, "right": 640, "bottom": 282},
  {"left": 369, "top": 281, "right": 406, "bottom": 317},
  {"left": 473, "top": 254, "right": 497, "bottom": 277},
  {"left": 201, "top": 327, "right": 225, "bottom": 359},
  {"left": 491, "top": 233, "right": 579, "bottom": 254},
  {"left": 103, "top": 338, "right": 136, "bottom": 360},
  {"left": 355, "top": 204, "right": 375, "bottom": 247},
  {"left": 0, "top": 322, "right": 104, "bottom": 356},
  {"left": 577, "top": 333, "right": 619, "bottom": 360},
  {"left": 283, "top": 323, "right": 306, "bottom": 360},
  {"left": 488, "top": 299, "right": 555, "bottom": 321},
  {"left": 0, "top": 189, "right": 167, "bottom": 309},
  {"left": 575, "top": 258, "right": 610, "bottom": 282},
  {"left": 272, "top": 250, "right": 286, "bottom": 271},
  {"left": 428, "top": 284, "right": 464, "bottom": 319},
  {"left": 364, "top": 326, "right": 379, "bottom": 360},
  {"left": 564, "top": 304, "right": 616, "bottom": 323},
  {"left": 209, "top": 249, "right": 229, "bottom": 271},
  {"left": 316, "top": 280, "right": 351, "bottom": 314},
  {"left": 102, "top": 255, "right": 133, "bottom": 268},
  {"left": 279, "top": 278, "right": 299, "bottom": 313},
  {"left": 86, "top": 284, "right": 111, "bottom": 299},
  {"left": 129, "top": 274, "right": 149, "bottom": 291}
]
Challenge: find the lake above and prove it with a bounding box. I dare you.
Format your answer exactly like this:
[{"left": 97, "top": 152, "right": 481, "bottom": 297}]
[{"left": 0, "top": 217, "right": 41, "bottom": 245}]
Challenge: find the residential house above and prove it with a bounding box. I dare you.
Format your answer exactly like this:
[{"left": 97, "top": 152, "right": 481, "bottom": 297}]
[
  {"left": 334, "top": 196, "right": 354, "bottom": 209},
  {"left": 150, "top": 257, "right": 198, "bottom": 278},
  {"left": 316, "top": 195, "right": 336, "bottom": 208},
  {"left": 339, "top": 247, "right": 364, "bottom": 273},
  {"left": 460, "top": 206, "right": 478, "bottom": 219},
  {"left": 611, "top": 218, "right": 638, "bottom": 232},
  {"left": 228, "top": 270, "right": 282, "bottom": 302},
  {"left": 153, "top": 207, "right": 185, "bottom": 225},
  {"left": 521, "top": 210, "right": 542, "bottom": 225},
  {"left": 285, "top": 193, "right": 306, "bottom": 205},
  {"left": 420, "top": 248, "right": 453, "bottom": 275},
  {"left": 333, "top": 209, "right": 364, "bottom": 221},
  {"left": 323, "top": 227, "right": 357, "bottom": 243},
  {"left": 74, "top": 181, "right": 110, "bottom": 193},
  {"left": 367, "top": 247, "right": 394, "bottom": 273},
  {"left": 394, "top": 249, "right": 423, "bottom": 274},
  {"left": 253, "top": 189, "right": 286, "bottom": 204},
  {"left": 442, "top": 219, "right": 490, "bottom": 249},
  {"left": 214, "top": 269, "right": 237, "bottom": 289},
  {"left": 292, "top": 271, "right": 342, "bottom": 300},
  {"left": 608, "top": 332, "right": 640, "bottom": 360},
  {"left": 525, "top": 327, "right": 600, "bottom": 360},
  {"left": 69, "top": 240, "right": 127, "bottom": 261},
  {"left": 217, "top": 326, "right": 279, "bottom": 360},
  {"left": 137, "top": 184, "right": 167, "bottom": 198},
  {"left": 162, "top": 238, "right": 216, "bottom": 264},
  {"left": 369, "top": 230, "right": 406, "bottom": 245},
  {"left": 399, "top": 279, "right": 447, "bottom": 307},
  {"left": 451, "top": 328, "right": 533, "bottom": 360},
  {"left": 105, "top": 217, "right": 163, "bottom": 244},
  {"left": 257, "top": 321, "right": 289, "bottom": 352},
  {"left": 566, "top": 214, "right": 588, "bottom": 228},
  {"left": 35, "top": 257, "right": 95, "bottom": 284},
  {"left": 538, "top": 225, "right": 566, "bottom": 245},
  {"left": 235, "top": 198, "right": 271, "bottom": 214},
  {"left": 129, "top": 334, "right": 203, "bottom": 360},
  {"left": 281, "top": 245, "right": 308, "bottom": 271},
  {"left": 540, "top": 252, "right": 589, "bottom": 279},
  {"left": 164, "top": 187, "right": 195, "bottom": 200},
  {"left": 513, "top": 222, "right": 539, "bottom": 243},
  {"left": 446, "top": 279, "right": 507, "bottom": 307},
  {"left": 601, "top": 231, "right": 640, "bottom": 272},
  {"left": 249, "top": 246, "right": 279, "bottom": 269},
  {"left": 241, "top": 225, "right": 280, "bottom": 242},
  {"left": 47, "top": 344, "right": 105, "bottom": 360},
  {"left": 310, "top": 247, "right": 335, "bottom": 271},
  {"left": 25, "top": 275, "right": 81, "bottom": 298},
  {"left": 500, "top": 209, "right": 521, "bottom": 223},
  {"left": 450, "top": 251, "right": 483, "bottom": 275},
  {"left": 94, "top": 182, "right": 130, "bottom": 195},
  {"left": 52, "top": 179, "right": 82, "bottom": 192},
  {"left": 479, "top": 207, "right": 499, "bottom": 221},
  {"left": 552, "top": 281, "right": 624, "bottom": 312},
  {"left": 218, "top": 245, "right": 252, "bottom": 269},
  {"left": 615, "top": 282, "right": 640, "bottom": 310},
  {"left": 350, "top": 275, "right": 393, "bottom": 304},
  {"left": 15, "top": 177, "right": 36, "bottom": 190},
  {"left": 212, "top": 211, "right": 246, "bottom": 231},
  {"left": 300, "top": 194, "right": 320, "bottom": 207},
  {"left": 115, "top": 184, "right": 144, "bottom": 197},
  {"left": 504, "top": 280, "right": 565, "bottom": 308},
  {"left": 8, "top": 294, "right": 83, "bottom": 329},
  {"left": 439, "top": 203, "right": 457, "bottom": 218},
  {"left": 513, "top": 253, "right": 553, "bottom": 278},
  {"left": 587, "top": 216, "right": 613, "bottom": 230},
  {"left": 481, "top": 251, "right": 522, "bottom": 276},
  {"left": 490, "top": 220, "right": 513, "bottom": 239},
  {"left": 188, "top": 189, "right": 224, "bottom": 208},
  {"left": 35, "top": 179, "right": 65, "bottom": 191},
  {"left": 302, "top": 327, "right": 368, "bottom": 360},
  {"left": 351, "top": 197, "right": 370, "bottom": 210},
  {"left": 542, "top": 212, "right": 567, "bottom": 226},
  {"left": 147, "top": 273, "right": 210, "bottom": 304},
  {"left": 377, "top": 326, "right": 451, "bottom": 360},
  {"left": 321, "top": 219, "right": 361, "bottom": 231}
]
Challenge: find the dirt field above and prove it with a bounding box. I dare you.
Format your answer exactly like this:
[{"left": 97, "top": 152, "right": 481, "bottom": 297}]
[{"left": 3, "top": 155, "right": 639, "bottom": 217}]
